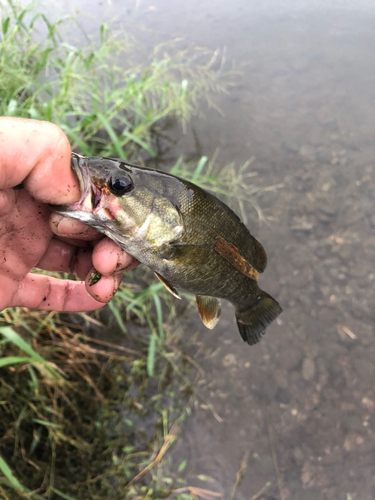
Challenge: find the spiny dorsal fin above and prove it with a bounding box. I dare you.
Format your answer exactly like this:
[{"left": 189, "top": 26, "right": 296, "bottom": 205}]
[
  {"left": 154, "top": 272, "right": 181, "bottom": 299},
  {"left": 196, "top": 295, "right": 221, "bottom": 329},
  {"left": 214, "top": 236, "right": 258, "bottom": 281}
]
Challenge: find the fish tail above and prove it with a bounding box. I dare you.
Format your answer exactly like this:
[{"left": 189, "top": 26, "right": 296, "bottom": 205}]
[{"left": 235, "top": 291, "right": 282, "bottom": 345}]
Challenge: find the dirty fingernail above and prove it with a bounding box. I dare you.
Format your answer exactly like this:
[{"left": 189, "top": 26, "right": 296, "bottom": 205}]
[
  {"left": 51, "top": 214, "right": 93, "bottom": 237},
  {"left": 116, "top": 250, "right": 139, "bottom": 271},
  {"left": 56, "top": 217, "right": 80, "bottom": 235}
]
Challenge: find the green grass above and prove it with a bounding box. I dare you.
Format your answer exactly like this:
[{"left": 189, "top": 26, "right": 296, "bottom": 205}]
[
  {"left": 0, "top": 0, "right": 226, "bottom": 159},
  {"left": 0, "top": 311, "right": 199, "bottom": 500}
]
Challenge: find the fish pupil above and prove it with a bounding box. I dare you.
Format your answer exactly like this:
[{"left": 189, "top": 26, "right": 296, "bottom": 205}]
[{"left": 109, "top": 176, "right": 133, "bottom": 195}]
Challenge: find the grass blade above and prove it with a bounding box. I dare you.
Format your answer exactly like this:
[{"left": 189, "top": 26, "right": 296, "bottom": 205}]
[
  {"left": 147, "top": 333, "right": 156, "bottom": 377},
  {"left": 153, "top": 294, "right": 164, "bottom": 342},
  {"left": 192, "top": 156, "right": 208, "bottom": 181},
  {"left": 50, "top": 488, "right": 78, "bottom": 500},
  {"left": 108, "top": 301, "right": 127, "bottom": 333},
  {"left": 2, "top": 17, "right": 10, "bottom": 35},
  {"left": 0, "top": 455, "right": 27, "bottom": 493},
  {"left": 0, "top": 356, "right": 32, "bottom": 368},
  {"left": 96, "top": 112, "right": 126, "bottom": 159},
  {"left": 121, "top": 128, "right": 156, "bottom": 157},
  {"left": 0, "top": 327, "right": 63, "bottom": 380}
]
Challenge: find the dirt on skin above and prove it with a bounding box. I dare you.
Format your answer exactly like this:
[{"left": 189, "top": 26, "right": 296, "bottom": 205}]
[{"left": 55, "top": 0, "right": 375, "bottom": 498}]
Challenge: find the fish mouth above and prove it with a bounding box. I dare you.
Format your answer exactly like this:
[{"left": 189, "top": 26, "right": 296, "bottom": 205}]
[{"left": 51, "top": 153, "right": 102, "bottom": 216}]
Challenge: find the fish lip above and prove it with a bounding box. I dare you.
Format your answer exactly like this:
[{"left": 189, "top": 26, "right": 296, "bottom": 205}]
[
  {"left": 68, "top": 154, "right": 93, "bottom": 211},
  {"left": 52, "top": 153, "right": 102, "bottom": 214}
]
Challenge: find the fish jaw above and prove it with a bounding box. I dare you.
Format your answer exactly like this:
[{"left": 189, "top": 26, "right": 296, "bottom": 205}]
[
  {"left": 52, "top": 154, "right": 124, "bottom": 226},
  {"left": 51, "top": 154, "right": 98, "bottom": 221},
  {"left": 51, "top": 154, "right": 153, "bottom": 247}
]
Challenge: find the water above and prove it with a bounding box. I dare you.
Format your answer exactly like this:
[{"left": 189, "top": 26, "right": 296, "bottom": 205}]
[{"left": 53, "top": 1, "right": 375, "bottom": 498}]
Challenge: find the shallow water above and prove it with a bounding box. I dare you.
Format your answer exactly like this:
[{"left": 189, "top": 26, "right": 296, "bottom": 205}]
[{"left": 55, "top": 1, "right": 375, "bottom": 498}]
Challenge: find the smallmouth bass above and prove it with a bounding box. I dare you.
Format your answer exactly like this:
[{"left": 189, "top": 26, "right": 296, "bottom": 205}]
[{"left": 53, "top": 154, "right": 282, "bottom": 345}]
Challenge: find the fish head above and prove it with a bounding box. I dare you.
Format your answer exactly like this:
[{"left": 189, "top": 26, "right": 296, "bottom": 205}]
[{"left": 52, "top": 153, "right": 183, "bottom": 248}]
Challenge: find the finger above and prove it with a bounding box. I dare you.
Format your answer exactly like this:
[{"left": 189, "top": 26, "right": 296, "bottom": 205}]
[
  {"left": 85, "top": 269, "right": 123, "bottom": 303},
  {"left": 50, "top": 213, "right": 101, "bottom": 241},
  {"left": 8, "top": 273, "right": 104, "bottom": 312},
  {"left": 37, "top": 239, "right": 93, "bottom": 280},
  {"left": 51, "top": 236, "right": 92, "bottom": 249},
  {"left": 92, "top": 238, "right": 139, "bottom": 275},
  {"left": 0, "top": 189, "right": 16, "bottom": 218},
  {"left": 0, "top": 117, "right": 79, "bottom": 204}
]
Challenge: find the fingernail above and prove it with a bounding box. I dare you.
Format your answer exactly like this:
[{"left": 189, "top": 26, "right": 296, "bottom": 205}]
[
  {"left": 116, "top": 251, "right": 139, "bottom": 272},
  {"left": 54, "top": 216, "right": 93, "bottom": 237},
  {"left": 113, "top": 273, "right": 123, "bottom": 293},
  {"left": 56, "top": 217, "right": 78, "bottom": 235}
]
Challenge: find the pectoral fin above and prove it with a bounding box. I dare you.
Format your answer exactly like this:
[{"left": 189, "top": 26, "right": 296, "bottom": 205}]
[
  {"left": 196, "top": 295, "right": 221, "bottom": 329},
  {"left": 154, "top": 272, "right": 181, "bottom": 299}
]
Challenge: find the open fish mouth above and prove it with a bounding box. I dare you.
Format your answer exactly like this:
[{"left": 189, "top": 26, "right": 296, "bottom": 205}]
[
  {"left": 52, "top": 153, "right": 102, "bottom": 216},
  {"left": 70, "top": 153, "right": 103, "bottom": 212}
]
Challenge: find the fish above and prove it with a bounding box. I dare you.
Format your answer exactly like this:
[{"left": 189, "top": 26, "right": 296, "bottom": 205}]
[{"left": 52, "top": 153, "right": 282, "bottom": 345}]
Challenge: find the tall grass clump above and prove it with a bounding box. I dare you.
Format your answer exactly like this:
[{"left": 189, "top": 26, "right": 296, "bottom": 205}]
[
  {"left": 0, "top": 1, "right": 230, "bottom": 498},
  {"left": 0, "top": 310, "right": 202, "bottom": 500},
  {"left": 0, "top": 0, "right": 226, "bottom": 159}
]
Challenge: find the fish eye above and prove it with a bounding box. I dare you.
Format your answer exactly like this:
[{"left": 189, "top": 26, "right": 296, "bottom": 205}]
[{"left": 108, "top": 175, "right": 134, "bottom": 195}]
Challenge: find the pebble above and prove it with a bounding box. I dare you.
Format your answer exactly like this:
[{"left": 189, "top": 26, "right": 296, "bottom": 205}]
[
  {"left": 293, "top": 446, "right": 304, "bottom": 465},
  {"left": 301, "top": 461, "right": 312, "bottom": 485},
  {"left": 302, "top": 357, "right": 316, "bottom": 381},
  {"left": 222, "top": 353, "right": 236, "bottom": 367},
  {"left": 343, "top": 433, "right": 364, "bottom": 452},
  {"left": 362, "top": 396, "right": 375, "bottom": 409}
]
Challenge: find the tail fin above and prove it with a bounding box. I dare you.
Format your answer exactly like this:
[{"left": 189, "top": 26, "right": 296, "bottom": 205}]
[{"left": 236, "top": 292, "right": 282, "bottom": 345}]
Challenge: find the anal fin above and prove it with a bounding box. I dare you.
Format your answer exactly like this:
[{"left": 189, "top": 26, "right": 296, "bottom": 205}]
[
  {"left": 154, "top": 272, "right": 181, "bottom": 299},
  {"left": 196, "top": 295, "right": 221, "bottom": 329}
]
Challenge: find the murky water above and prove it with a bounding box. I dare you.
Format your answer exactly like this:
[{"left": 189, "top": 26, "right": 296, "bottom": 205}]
[{"left": 54, "top": 0, "right": 375, "bottom": 498}]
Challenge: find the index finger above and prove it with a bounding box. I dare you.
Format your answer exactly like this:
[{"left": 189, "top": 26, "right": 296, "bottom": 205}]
[{"left": 0, "top": 117, "right": 80, "bottom": 205}]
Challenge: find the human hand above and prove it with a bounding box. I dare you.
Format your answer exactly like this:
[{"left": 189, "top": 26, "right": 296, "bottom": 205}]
[{"left": 0, "top": 117, "right": 138, "bottom": 312}]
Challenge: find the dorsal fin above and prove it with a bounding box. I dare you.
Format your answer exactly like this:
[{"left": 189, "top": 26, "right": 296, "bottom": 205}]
[
  {"left": 214, "top": 237, "right": 259, "bottom": 281},
  {"left": 154, "top": 272, "right": 181, "bottom": 299},
  {"left": 196, "top": 295, "right": 221, "bottom": 329}
]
